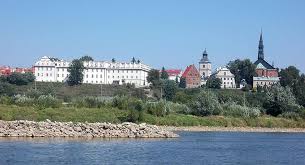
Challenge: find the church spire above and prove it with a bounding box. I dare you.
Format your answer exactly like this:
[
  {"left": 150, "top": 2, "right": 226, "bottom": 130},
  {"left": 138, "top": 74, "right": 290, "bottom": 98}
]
[{"left": 258, "top": 29, "right": 264, "bottom": 60}]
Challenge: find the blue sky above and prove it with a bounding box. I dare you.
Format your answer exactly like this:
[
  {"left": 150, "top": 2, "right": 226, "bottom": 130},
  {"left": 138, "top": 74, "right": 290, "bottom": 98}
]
[{"left": 0, "top": 0, "right": 305, "bottom": 73}]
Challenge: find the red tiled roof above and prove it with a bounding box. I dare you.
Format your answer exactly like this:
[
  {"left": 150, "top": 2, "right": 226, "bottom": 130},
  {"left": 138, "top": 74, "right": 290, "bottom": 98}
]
[
  {"left": 165, "top": 69, "right": 181, "bottom": 76},
  {"left": 182, "top": 65, "right": 192, "bottom": 78}
]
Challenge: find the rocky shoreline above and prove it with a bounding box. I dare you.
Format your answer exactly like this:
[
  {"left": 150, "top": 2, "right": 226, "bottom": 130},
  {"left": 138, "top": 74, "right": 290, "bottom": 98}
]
[
  {"left": 163, "top": 126, "right": 305, "bottom": 133},
  {"left": 0, "top": 120, "right": 178, "bottom": 138}
]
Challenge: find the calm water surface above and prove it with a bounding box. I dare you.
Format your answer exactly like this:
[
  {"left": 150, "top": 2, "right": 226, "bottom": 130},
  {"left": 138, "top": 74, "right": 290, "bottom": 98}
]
[{"left": 0, "top": 132, "right": 305, "bottom": 165}]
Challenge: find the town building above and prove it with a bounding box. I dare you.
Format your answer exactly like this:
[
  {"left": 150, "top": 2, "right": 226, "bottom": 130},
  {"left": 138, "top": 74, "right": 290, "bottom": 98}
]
[
  {"left": 33, "top": 56, "right": 151, "bottom": 87},
  {"left": 199, "top": 49, "right": 212, "bottom": 85},
  {"left": 181, "top": 64, "right": 201, "bottom": 88},
  {"left": 164, "top": 69, "right": 182, "bottom": 82},
  {"left": 213, "top": 67, "right": 236, "bottom": 89},
  {"left": 253, "top": 31, "right": 280, "bottom": 89},
  {"left": 0, "top": 66, "right": 33, "bottom": 76}
]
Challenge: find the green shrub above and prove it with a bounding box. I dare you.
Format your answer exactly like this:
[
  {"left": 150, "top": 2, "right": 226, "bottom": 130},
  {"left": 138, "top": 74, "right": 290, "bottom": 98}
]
[
  {"left": 72, "top": 97, "right": 106, "bottom": 108},
  {"left": 165, "top": 101, "right": 191, "bottom": 114},
  {"left": 222, "top": 102, "right": 260, "bottom": 118},
  {"left": 36, "top": 95, "right": 61, "bottom": 109},
  {"left": 112, "top": 96, "right": 129, "bottom": 110},
  {"left": 190, "top": 90, "right": 223, "bottom": 116},
  {"left": 14, "top": 95, "right": 35, "bottom": 106},
  {"left": 145, "top": 101, "right": 169, "bottom": 117},
  {"left": 26, "top": 89, "right": 43, "bottom": 99},
  {"left": 0, "top": 96, "right": 14, "bottom": 105},
  {"left": 279, "top": 112, "right": 301, "bottom": 120}
]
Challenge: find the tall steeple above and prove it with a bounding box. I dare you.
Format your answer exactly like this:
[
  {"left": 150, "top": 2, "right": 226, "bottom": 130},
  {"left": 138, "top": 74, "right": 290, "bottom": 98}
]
[
  {"left": 258, "top": 29, "right": 264, "bottom": 60},
  {"left": 200, "top": 48, "right": 209, "bottom": 63}
]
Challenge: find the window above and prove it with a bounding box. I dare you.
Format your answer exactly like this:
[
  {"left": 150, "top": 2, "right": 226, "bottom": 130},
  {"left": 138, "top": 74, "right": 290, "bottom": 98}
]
[
  {"left": 62, "top": 74, "right": 64, "bottom": 77},
  {"left": 224, "top": 78, "right": 226, "bottom": 80},
  {"left": 100, "top": 75, "right": 102, "bottom": 78},
  {"left": 203, "top": 65, "right": 205, "bottom": 68},
  {"left": 57, "top": 74, "right": 59, "bottom": 77},
  {"left": 224, "top": 72, "right": 226, "bottom": 76},
  {"left": 37, "top": 73, "right": 40, "bottom": 76},
  {"left": 113, "top": 70, "right": 114, "bottom": 73},
  {"left": 86, "top": 75, "right": 88, "bottom": 78},
  {"left": 92, "top": 74, "right": 94, "bottom": 78}
]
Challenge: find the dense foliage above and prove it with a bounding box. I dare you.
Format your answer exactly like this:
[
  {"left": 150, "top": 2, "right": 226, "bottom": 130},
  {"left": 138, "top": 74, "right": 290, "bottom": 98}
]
[
  {"left": 206, "top": 76, "right": 222, "bottom": 89},
  {"left": 67, "top": 59, "right": 85, "bottom": 86},
  {"left": 227, "top": 59, "right": 256, "bottom": 87}
]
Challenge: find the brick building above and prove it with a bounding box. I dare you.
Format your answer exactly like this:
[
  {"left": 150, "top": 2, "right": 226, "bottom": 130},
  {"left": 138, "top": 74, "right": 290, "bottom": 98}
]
[
  {"left": 253, "top": 31, "right": 280, "bottom": 89},
  {"left": 181, "top": 64, "right": 201, "bottom": 88}
]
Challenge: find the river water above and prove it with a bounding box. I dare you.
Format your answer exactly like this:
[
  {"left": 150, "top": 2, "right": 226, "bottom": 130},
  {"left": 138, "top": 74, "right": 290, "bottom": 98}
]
[{"left": 0, "top": 132, "right": 305, "bottom": 165}]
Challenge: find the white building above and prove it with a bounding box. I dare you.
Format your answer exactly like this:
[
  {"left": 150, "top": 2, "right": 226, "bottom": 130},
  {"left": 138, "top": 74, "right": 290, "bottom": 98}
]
[
  {"left": 214, "top": 67, "right": 236, "bottom": 89},
  {"left": 34, "top": 56, "right": 151, "bottom": 87},
  {"left": 164, "top": 69, "right": 183, "bottom": 82},
  {"left": 199, "top": 49, "right": 212, "bottom": 85}
]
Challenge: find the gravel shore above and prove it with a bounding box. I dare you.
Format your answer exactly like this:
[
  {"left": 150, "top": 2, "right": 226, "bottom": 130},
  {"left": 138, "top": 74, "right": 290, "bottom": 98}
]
[
  {"left": 162, "top": 126, "right": 305, "bottom": 133},
  {"left": 0, "top": 120, "right": 179, "bottom": 138}
]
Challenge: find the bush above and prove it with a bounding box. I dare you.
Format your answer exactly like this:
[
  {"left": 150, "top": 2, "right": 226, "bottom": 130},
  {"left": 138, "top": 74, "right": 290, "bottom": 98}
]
[
  {"left": 222, "top": 102, "right": 260, "bottom": 118},
  {"left": 14, "top": 95, "right": 35, "bottom": 107},
  {"left": 165, "top": 101, "right": 191, "bottom": 114},
  {"left": 264, "top": 85, "right": 301, "bottom": 116},
  {"left": 145, "top": 101, "right": 169, "bottom": 117},
  {"left": 279, "top": 112, "right": 301, "bottom": 121},
  {"left": 112, "top": 96, "right": 129, "bottom": 110},
  {"left": 190, "top": 90, "right": 223, "bottom": 116},
  {"left": 36, "top": 95, "right": 61, "bottom": 109},
  {"left": 72, "top": 97, "right": 106, "bottom": 108},
  {"left": 26, "top": 89, "right": 43, "bottom": 99},
  {"left": 0, "top": 96, "right": 14, "bottom": 105},
  {"left": 7, "top": 72, "right": 34, "bottom": 85},
  {"left": 0, "top": 82, "right": 15, "bottom": 96}
]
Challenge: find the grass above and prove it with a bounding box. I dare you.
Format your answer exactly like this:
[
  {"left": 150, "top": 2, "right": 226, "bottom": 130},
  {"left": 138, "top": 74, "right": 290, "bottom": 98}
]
[
  {"left": 12, "top": 82, "right": 146, "bottom": 99},
  {"left": 1, "top": 104, "right": 305, "bottom": 128}
]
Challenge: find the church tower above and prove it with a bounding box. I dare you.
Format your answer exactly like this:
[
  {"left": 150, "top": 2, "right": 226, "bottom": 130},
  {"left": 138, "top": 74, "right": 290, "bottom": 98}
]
[
  {"left": 258, "top": 30, "right": 264, "bottom": 60},
  {"left": 199, "top": 49, "right": 212, "bottom": 78}
]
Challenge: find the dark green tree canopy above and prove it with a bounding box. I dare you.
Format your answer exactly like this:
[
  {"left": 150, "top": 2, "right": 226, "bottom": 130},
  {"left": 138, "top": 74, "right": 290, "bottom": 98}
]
[
  {"left": 7, "top": 72, "right": 35, "bottom": 86},
  {"left": 227, "top": 59, "right": 256, "bottom": 87},
  {"left": 206, "top": 76, "right": 222, "bottom": 89},
  {"left": 280, "top": 66, "right": 300, "bottom": 87},
  {"left": 67, "top": 59, "right": 85, "bottom": 86},
  {"left": 163, "top": 80, "right": 178, "bottom": 101},
  {"left": 179, "top": 77, "right": 186, "bottom": 88},
  {"left": 147, "top": 69, "right": 160, "bottom": 85},
  {"left": 79, "top": 55, "right": 94, "bottom": 61},
  {"left": 160, "top": 67, "right": 169, "bottom": 79}
]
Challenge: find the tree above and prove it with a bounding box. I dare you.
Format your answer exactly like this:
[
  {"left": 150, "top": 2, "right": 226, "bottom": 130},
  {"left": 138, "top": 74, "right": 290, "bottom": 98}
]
[
  {"left": 7, "top": 72, "right": 30, "bottom": 85},
  {"left": 160, "top": 67, "right": 169, "bottom": 79},
  {"left": 23, "top": 72, "right": 35, "bottom": 83},
  {"left": 0, "top": 82, "right": 15, "bottom": 96},
  {"left": 292, "top": 74, "right": 305, "bottom": 107},
  {"left": 163, "top": 80, "right": 178, "bottom": 101},
  {"left": 190, "top": 90, "right": 222, "bottom": 116},
  {"left": 67, "top": 59, "right": 85, "bottom": 86},
  {"left": 280, "top": 66, "right": 300, "bottom": 87},
  {"left": 227, "top": 59, "right": 256, "bottom": 87},
  {"left": 206, "top": 76, "right": 222, "bottom": 89},
  {"left": 79, "top": 55, "right": 94, "bottom": 61},
  {"left": 147, "top": 69, "right": 160, "bottom": 86},
  {"left": 179, "top": 77, "right": 186, "bottom": 88},
  {"left": 263, "top": 85, "right": 301, "bottom": 116}
]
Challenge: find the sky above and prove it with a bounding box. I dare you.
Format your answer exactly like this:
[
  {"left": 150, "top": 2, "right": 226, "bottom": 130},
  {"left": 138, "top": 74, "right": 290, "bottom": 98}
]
[{"left": 0, "top": 0, "right": 305, "bottom": 73}]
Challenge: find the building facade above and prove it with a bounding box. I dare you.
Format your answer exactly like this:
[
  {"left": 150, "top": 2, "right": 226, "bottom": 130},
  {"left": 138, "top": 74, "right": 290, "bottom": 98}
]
[
  {"left": 253, "top": 31, "right": 280, "bottom": 89},
  {"left": 164, "top": 69, "right": 182, "bottom": 82},
  {"left": 214, "top": 67, "right": 236, "bottom": 89},
  {"left": 181, "top": 64, "right": 201, "bottom": 88},
  {"left": 33, "top": 56, "right": 151, "bottom": 87}
]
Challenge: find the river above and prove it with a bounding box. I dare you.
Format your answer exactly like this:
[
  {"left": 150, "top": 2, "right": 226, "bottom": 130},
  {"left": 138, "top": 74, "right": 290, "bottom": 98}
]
[{"left": 0, "top": 132, "right": 305, "bottom": 165}]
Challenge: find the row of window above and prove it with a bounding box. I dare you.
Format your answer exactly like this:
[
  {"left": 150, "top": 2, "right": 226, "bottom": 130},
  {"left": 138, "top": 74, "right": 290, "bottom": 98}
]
[
  {"left": 256, "top": 81, "right": 276, "bottom": 85},
  {"left": 220, "top": 77, "right": 233, "bottom": 81},
  {"left": 223, "top": 82, "right": 233, "bottom": 85},
  {"left": 36, "top": 67, "right": 140, "bottom": 73}
]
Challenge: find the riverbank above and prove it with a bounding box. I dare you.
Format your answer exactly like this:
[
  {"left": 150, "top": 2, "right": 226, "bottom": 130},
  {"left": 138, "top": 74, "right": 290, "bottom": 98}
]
[
  {"left": 0, "top": 120, "right": 178, "bottom": 138},
  {"left": 163, "top": 126, "right": 305, "bottom": 133}
]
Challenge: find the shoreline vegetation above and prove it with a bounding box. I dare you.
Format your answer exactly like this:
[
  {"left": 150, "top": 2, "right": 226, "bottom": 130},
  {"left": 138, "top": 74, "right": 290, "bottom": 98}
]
[{"left": 1, "top": 104, "right": 305, "bottom": 130}]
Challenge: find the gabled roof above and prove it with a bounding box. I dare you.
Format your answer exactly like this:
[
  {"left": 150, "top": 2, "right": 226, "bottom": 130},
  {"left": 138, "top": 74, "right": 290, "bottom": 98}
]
[
  {"left": 182, "top": 65, "right": 199, "bottom": 78},
  {"left": 254, "top": 58, "right": 275, "bottom": 70}
]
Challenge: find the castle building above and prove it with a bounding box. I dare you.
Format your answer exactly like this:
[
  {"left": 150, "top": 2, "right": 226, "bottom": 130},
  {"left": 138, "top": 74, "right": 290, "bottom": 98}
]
[
  {"left": 253, "top": 31, "right": 280, "bottom": 89},
  {"left": 33, "top": 56, "right": 151, "bottom": 87},
  {"left": 181, "top": 64, "right": 201, "bottom": 88}
]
